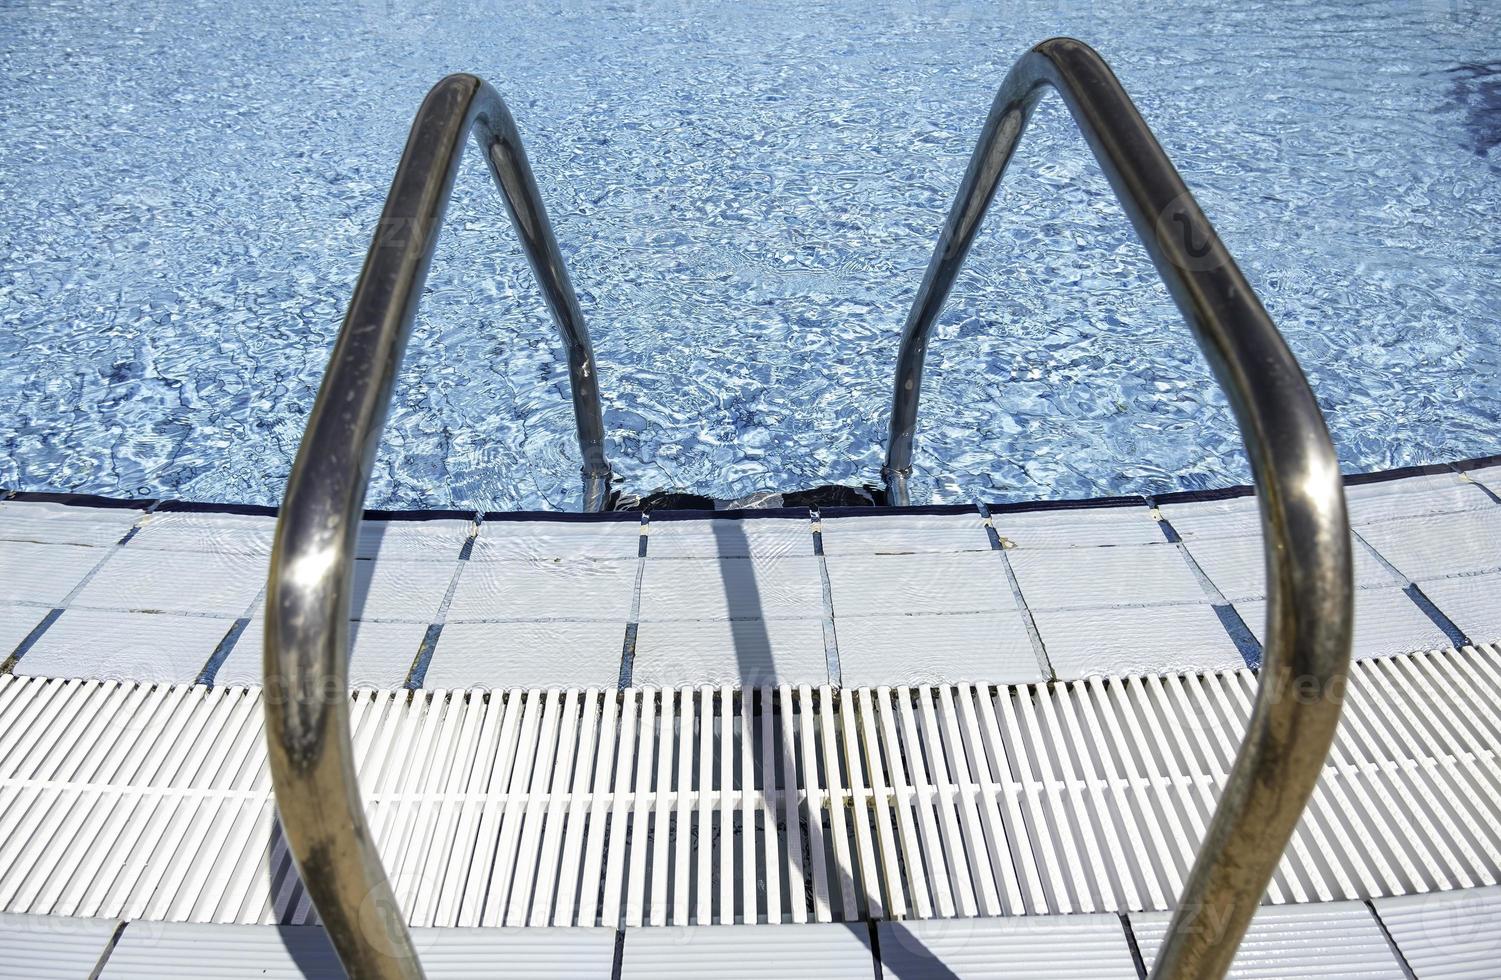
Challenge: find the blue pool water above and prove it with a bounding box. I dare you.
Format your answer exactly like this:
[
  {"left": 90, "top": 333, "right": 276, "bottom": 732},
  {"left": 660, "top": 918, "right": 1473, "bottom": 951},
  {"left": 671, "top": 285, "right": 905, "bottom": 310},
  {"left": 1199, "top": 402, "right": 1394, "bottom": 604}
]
[{"left": 2, "top": 0, "right": 1499, "bottom": 510}]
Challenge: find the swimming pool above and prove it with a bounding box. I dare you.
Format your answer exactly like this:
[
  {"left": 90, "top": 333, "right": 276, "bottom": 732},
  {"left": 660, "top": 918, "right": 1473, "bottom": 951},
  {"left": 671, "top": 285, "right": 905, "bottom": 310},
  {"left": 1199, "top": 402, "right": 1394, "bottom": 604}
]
[{"left": 1, "top": 0, "right": 1498, "bottom": 510}]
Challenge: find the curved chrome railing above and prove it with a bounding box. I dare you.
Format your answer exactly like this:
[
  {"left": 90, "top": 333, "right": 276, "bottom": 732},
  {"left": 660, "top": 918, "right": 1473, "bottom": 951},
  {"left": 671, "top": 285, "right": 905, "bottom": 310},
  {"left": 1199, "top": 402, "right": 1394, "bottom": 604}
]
[
  {"left": 265, "top": 74, "right": 611, "bottom": 978},
  {"left": 883, "top": 38, "right": 1352, "bottom": 980},
  {"left": 268, "top": 44, "right": 1351, "bottom": 980}
]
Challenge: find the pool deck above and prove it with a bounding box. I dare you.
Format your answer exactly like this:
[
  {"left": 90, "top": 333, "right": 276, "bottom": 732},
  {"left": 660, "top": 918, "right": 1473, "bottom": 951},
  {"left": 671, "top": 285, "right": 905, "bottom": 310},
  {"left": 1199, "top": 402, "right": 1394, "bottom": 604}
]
[
  {"left": 6, "top": 889, "right": 1499, "bottom": 978},
  {"left": 4, "top": 456, "right": 1499, "bottom": 690},
  {"left": 1, "top": 456, "right": 1499, "bottom": 977}
]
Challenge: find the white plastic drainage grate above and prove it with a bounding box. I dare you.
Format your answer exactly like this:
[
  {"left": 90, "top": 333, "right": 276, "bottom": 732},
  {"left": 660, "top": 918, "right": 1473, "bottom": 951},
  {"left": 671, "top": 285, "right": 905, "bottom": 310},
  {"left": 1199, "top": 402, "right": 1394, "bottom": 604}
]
[{"left": 0, "top": 646, "right": 1498, "bottom": 929}]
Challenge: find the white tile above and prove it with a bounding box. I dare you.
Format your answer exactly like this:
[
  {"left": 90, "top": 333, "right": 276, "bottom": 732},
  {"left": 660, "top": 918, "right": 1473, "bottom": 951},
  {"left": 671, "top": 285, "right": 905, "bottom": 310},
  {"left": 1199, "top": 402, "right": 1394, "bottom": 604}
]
[
  {"left": 1031, "top": 603, "right": 1246, "bottom": 678},
  {"left": 880, "top": 913, "right": 1138, "bottom": 979},
  {"left": 445, "top": 558, "right": 635, "bottom": 622},
  {"left": 415, "top": 925, "right": 618, "bottom": 977},
  {"left": 638, "top": 556, "right": 823, "bottom": 621},
  {"left": 649, "top": 517, "right": 811, "bottom": 559},
  {"left": 109, "top": 923, "right": 614, "bottom": 978},
  {"left": 1415, "top": 572, "right": 1501, "bottom": 646},
  {"left": 1375, "top": 885, "right": 1501, "bottom": 979},
  {"left": 630, "top": 618, "right": 828, "bottom": 687},
  {"left": 1345, "top": 536, "right": 1414, "bottom": 589},
  {"left": 1187, "top": 533, "right": 1396, "bottom": 601},
  {"left": 819, "top": 512, "right": 991, "bottom": 556},
  {"left": 128, "top": 512, "right": 474, "bottom": 561},
  {"left": 1158, "top": 494, "right": 1262, "bottom": 541},
  {"left": 993, "top": 503, "right": 1163, "bottom": 549},
  {"left": 129, "top": 511, "right": 277, "bottom": 555},
  {"left": 425, "top": 620, "right": 625, "bottom": 689},
  {"left": 1165, "top": 471, "right": 1497, "bottom": 541},
  {"left": 470, "top": 518, "right": 641, "bottom": 561},
  {"left": 1132, "top": 900, "right": 1407, "bottom": 979},
  {"left": 1235, "top": 587, "right": 1451, "bottom": 660},
  {"left": 0, "top": 912, "right": 120, "bottom": 980},
  {"left": 16, "top": 608, "right": 235, "bottom": 682},
  {"left": 825, "top": 552, "right": 1015, "bottom": 617},
  {"left": 73, "top": 548, "right": 264, "bottom": 617},
  {"left": 100, "top": 921, "right": 341, "bottom": 979},
  {"left": 1009, "top": 543, "right": 1205, "bottom": 610},
  {"left": 350, "top": 557, "right": 459, "bottom": 622},
  {"left": 0, "top": 540, "right": 107, "bottom": 605},
  {"left": 836, "top": 610, "right": 1043, "bottom": 686},
  {"left": 343, "top": 623, "right": 428, "bottom": 688},
  {"left": 1345, "top": 471, "right": 1494, "bottom": 525},
  {"left": 1356, "top": 509, "right": 1501, "bottom": 581},
  {"left": 0, "top": 500, "right": 142, "bottom": 547},
  {"left": 356, "top": 518, "right": 473, "bottom": 561},
  {"left": 0, "top": 603, "right": 50, "bottom": 657},
  {"left": 621, "top": 923, "right": 873, "bottom": 979},
  {"left": 219, "top": 617, "right": 427, "bottom": 688}
]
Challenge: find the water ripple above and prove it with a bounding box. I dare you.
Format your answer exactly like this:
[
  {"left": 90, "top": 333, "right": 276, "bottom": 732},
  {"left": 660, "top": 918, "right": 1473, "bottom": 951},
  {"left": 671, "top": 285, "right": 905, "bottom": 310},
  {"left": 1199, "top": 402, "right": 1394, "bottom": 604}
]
[{"left": 0, "top": 0, "right": 1498, "bottom": 509}]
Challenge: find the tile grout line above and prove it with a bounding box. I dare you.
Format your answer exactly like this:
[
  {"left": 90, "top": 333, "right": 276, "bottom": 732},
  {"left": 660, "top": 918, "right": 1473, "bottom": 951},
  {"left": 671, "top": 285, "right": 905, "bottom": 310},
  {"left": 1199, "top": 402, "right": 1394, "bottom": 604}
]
[
  {"left": 1350, "top": 526, "right": 1472, "bottom": 650},
  {"left": 53, "top": 501, "right": 162, "bottom": 605},
  {"left": 2, "top": 609, "right": 64, "bottom": 675},
  {"left": 19, "top": 604, "right": 268, "bottom": 622},
  {"left": 405, "top": 512, "right": 483, "bottom": 689},
  {"left": 976, "top": 502, "right": 1055, "bottom": 681},
  {"left": 1118, "top": 912, "right": 1150, "bottom": 980},
  {"left": 617, "top": 513, "right": 650, "bottom": 689},
  {"left": 1364, "top": 899, "right": 1419, "bottom": 980},
  {"left": 195, "top": 616, "right": 254, "bottom": 686},
  {"left": 810, "top": 507, "right": 842, "bottom": 687},
  {"left": 197, "top": 553, "right": 277, "bottom": 686},
  {"left": 86, "top": 919, "right": 128, "bottom": 980},
  {"left": 610, "top": 927, "right": 626, "bottom": 980},
  {"left": 1148, "top": 498, "right": 1264, "bottom": 669},
  {"left": 2, "top": 501, "right": 161, "bottom": 674},
  {"left": 194, "top": 514, "right": 482, "bottom": 688}
]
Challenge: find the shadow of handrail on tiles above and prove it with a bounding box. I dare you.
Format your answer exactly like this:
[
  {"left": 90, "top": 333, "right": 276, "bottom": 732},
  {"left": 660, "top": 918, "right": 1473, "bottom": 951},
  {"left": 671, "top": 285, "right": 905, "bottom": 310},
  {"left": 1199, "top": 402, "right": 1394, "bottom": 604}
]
[
  {"left": 265, "top": 818, "right": 339, "bottom": 980},
  {"left": 708, "top": 517, "right": 958, "bottom": 980},
  {"left": 711, "top": 519, "right": 775, "bottom": 684}
]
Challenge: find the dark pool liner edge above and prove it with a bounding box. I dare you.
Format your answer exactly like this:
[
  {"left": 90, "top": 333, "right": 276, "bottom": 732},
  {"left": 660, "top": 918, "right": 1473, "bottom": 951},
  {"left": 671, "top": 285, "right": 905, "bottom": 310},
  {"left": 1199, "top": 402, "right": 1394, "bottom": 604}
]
[
  {"left": 4, "top": 451, "right": 1497, "bottom": 522},
  {"left": 987, "top": 493, "right": 1150, "bottom": 514},
  {"left": 819, "top": 502, "right": 979, "bottom": 519},
  {"left": 650, "top": 506, "right": 820, "bottom": 522},
  {"left": 480, "top": 509, "right": 643, "bottom": 524},
  {"left": 1451, "top": 452, "right": 1501, "bottom": 473},
  {"left": 1150, "top": 484, "right": 1257, "bottom": 506},
  {"left": 1343, "top": 460, "right": 1465, "bottom": 486},
  {"left": 3, "top": 490, "right": 157, "bottom": 510}
]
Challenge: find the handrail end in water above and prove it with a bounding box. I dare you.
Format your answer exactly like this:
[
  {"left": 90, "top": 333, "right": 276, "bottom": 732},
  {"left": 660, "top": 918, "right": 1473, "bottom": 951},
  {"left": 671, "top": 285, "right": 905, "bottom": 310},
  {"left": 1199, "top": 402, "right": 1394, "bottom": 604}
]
[{"left": 880, "top": 462, "right": 913, "bottom": 508}]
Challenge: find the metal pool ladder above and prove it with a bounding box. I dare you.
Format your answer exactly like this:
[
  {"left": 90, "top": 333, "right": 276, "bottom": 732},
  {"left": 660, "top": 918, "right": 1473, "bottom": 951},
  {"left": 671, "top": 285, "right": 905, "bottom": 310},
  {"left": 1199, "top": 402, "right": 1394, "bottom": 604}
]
[{"left": 265, "top": 38, "right": 1353, "bottom": 980}]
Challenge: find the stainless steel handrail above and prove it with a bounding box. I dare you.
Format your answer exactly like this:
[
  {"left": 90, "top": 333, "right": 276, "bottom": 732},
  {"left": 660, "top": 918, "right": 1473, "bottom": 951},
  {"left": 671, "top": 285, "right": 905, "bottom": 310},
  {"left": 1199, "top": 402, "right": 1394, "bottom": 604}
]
[
  {"left": 883, "top": 38, "right": 1352, "bottom": 979},
  {"left": 265, "top": 74, "right": 612, "bottom": 978}
]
